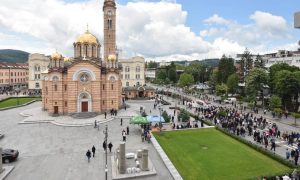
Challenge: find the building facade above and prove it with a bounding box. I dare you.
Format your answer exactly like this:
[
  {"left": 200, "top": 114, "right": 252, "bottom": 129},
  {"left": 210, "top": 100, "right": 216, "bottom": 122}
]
[
  {"left": 119, "top": 56, "right": 145, "bottom": 87},
  {"left": 0, "top": 62, "right": 28, "bottom": 91},
  {"left": 28, "top": 53, "right": 50, "bottom": 90},
  {"left": 145, "top": 68, "right": 156, "bottom": 79},
  {"left": 42, "top": 0, "right": 122, "bottom": 116},
  {"left": 265, "top": 50, "right": 300, "bottom": 68}
]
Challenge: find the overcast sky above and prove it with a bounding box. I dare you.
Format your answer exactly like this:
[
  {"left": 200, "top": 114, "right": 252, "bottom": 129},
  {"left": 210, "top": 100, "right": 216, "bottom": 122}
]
[{"left": 0, "top": 0, "right": 299, "bottom": 61}]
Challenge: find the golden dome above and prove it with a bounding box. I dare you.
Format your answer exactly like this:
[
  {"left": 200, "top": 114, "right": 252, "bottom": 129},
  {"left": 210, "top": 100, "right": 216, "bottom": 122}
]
[
  {"left": 108, "top": 54, "right": 117, "bottom": 61},
  {"left": 51, "top": 52, "right": 62, "bottom": 60},
  {"left": 76, "top": 31, "right": 99, "bottom": 44},
  {"left": 64, "top": 57, "right": 71, "bottom": 62}
]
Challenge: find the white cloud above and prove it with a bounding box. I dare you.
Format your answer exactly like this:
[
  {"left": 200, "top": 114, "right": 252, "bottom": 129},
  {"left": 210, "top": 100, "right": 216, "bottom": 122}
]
[{"left": 0, "top": 0, "right": 297, "bottom": 61}]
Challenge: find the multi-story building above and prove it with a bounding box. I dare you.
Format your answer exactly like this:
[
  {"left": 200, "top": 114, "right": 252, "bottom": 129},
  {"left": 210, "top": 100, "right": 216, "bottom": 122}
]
[
  {"left": 265, "top": 49, "right": 300, "bottom": 68},
  {"left": 119, "top": 56, "right": 145, "bottom": 87},
  {"left": 145, "top": 68, "right": 156, "bottom": 79},
  {"left": 0, "top": 62, "right": 28, "bottom": 91},
  {"left": 28, "top": 53, "right": 50, "bottom": 90}
]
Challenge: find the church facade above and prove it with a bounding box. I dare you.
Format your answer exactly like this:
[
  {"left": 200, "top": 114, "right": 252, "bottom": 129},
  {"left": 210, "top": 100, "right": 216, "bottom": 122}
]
[{"left": 42, "top": 0, "right": 122, "bottom": 116}]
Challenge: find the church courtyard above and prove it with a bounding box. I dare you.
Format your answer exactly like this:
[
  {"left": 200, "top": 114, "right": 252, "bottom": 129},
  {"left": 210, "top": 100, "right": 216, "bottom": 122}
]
[
  {"left": 154, "top": 128, "right": 291, "bottom": 180},
  {"left": 0, "top": 102, "right": 173, "bottom": 180}
]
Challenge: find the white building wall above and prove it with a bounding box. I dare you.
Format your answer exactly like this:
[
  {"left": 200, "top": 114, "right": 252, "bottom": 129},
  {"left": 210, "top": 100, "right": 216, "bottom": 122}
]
[
  {"left": 119, "top": 56, "right": 145, "bottom": 87},
  {"left": 28, "top": 53, "right": 50, "bottom": 90}
]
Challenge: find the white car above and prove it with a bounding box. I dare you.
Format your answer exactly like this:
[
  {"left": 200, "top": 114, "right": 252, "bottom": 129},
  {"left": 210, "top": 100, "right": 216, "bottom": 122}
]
[{"left": 224, "top": 98, "right": 237, "bottom": 104}]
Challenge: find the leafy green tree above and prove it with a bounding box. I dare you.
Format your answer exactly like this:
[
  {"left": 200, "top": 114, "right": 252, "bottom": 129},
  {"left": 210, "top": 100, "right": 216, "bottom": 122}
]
[
  {"left": 157, "top": 69, "right": 167, "bottom": 80},
  {"left": 178, "top": 73, "right": 194, "bottom": 87},
  {"left": 245, "top": 68, "right": 268, "bottom": 98},
  {"left": 269, "top": 95, "right": 282, "bottom": 110},
  {"left": 162, "top": 111, "right": 171, "bottom": 123},
  {"left": 146, "top": 61, "right": 158, "bottom": 68},
  {"left": 226, "top": 73, "right": 239, "bottom": 94},
  {"left": 240, "top": 49, "right": 253, "bottom": 81},
  {"left": 178, "top": 109, "right": 190, "bottom": 122},
  {"left": 274, "top": 70, "right": 300, "bottom": 111},
  {"left": 269, "top": 63, "right": 299, "bottom": 93},
  {"left": 185, "top": 63, "right": 205, "bottom": 83},
  {"left": 216, "top": 83, "right": 228, "bottom": 96},
  {"left": 254, "top": 54, "right": 265, "bottom": 68},
  {"left": 291, "top": 113, "right": 300, "bottom": 126},
  {"left": 168, "top": 68, "right": 177, "bottom": 83},
  {"left": 208, "top": 69, "right": 218, "bottom": 89},
  {"left": 217, "top": 55, "right": 235, "bottom": 83}
]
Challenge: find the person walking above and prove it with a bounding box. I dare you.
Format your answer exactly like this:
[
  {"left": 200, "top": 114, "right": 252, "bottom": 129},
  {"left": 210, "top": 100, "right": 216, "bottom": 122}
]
[
  {"left": 94, "top": 120, "right": 97, "bottom": 128},
  {"left": 104, "top": 112, "right": 107, "bottom": 119},
  {"left": 270, "top": 138, "right": 276, "bottom": 152},
  {"left": 126, "top": 126, "right": 129, "bottom": 135},
  {"left": 86, "top": 150, "right": 91, "bottom": 163},
  {"left": 120, "top": 118, "right": 123, "bottom": 126},
  {"left": 102, "top": 141, "right": 107, "bottom": 152},
  {"left": 108, "top": 142, "right": 113, "bottom": 153},
  {"left": 92, "top": 145, "right": 96, "bottom": 157},
  {"left": 286, "top": 148, "right": 290, "bottom": 160},
  {"left": 295, "top": 150, "right": 299, "bottom": 166},
  {"left": 122, "top": 129, "right": 126, "bottom": 142}
]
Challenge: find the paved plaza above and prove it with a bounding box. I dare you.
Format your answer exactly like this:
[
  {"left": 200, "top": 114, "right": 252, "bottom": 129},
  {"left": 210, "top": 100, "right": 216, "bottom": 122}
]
[{"left": 0, "top": 101, "right": 174, "bottom": 180}]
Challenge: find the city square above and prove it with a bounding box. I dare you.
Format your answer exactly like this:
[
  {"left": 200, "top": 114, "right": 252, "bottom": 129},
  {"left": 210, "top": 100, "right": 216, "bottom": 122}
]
[{"left": 0, "top": 0, "right": 300, "bottom": 180}]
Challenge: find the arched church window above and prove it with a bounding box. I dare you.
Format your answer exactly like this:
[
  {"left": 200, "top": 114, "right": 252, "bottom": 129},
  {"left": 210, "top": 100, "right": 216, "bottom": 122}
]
[
  {"left": 108, "top": 19, "right": 112, "bottom": 30},
  {"left": 82, "top": 95, "right": 87, "bottom": 99},
  {"left": 52, "top": 76, "right": 59, "bottom": 82},
  {"left": 109, "top": 76, "right": 116, "bottom": 81},
  {"left": 80, "top": 73, "right": 89, "bottom": 83}
]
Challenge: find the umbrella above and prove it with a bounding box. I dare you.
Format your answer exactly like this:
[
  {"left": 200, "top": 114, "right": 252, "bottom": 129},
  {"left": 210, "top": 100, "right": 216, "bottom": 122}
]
[
  {"left": 146, "top": 115, "right": 165, "bottom": 123},
  {"left": 129, "top": 116, "right": 148, "bottom": 124}
]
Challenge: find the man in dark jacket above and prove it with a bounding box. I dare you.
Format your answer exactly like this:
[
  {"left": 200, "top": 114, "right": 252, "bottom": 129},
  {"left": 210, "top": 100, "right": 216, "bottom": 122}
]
[
  {"left": 92, "top": 146, "right": 96, "bottom": 157},
  {"left": 108, "top": 142, "right": 113, "bottom": 153},
  {"left": 86, "top": 150, "right": 91, "bottom": 162}
]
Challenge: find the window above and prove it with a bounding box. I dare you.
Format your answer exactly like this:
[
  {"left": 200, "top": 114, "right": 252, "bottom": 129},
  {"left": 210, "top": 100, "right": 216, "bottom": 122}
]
[
  {"left": 64, "top": 84, "right": 67, "bottom": 91},
  {"left": 136, "top": 66, "right": 140, "bottom": 72},
  {"left": 137, "top": 82, "right": 140, "bottom": 86},
  {"left": 111, "top": 100, "right": 113, "bottom": 105},
  {"left": 35, "top": 65, "right": 40, "bottom": 72},
  {"left": 52, "top": 76, "right": 59, "bottom": 82},
  {"left": 103, "top": 84, "right": 105, "bottom": 90},
  {"left": 111, "top": 84, "right": 114, "bottom": 90},
  {"left": 46, "top": 87, "right": 48, "bottom": 95},
  {"left": 136, "top": 74, "right": 140, "bottom": 79},
  {"left": 11, "top": 72, "right": 13, "bottom": 76},
  {"left": 65, "top": 101, "right": 68, "bottom": 107},
  {"left": 35, "top": 83, "right": 40, "bottom": 88},
  {"left": 125, "top": 66, "right": 130, "bottom": 72},
  {"left": 103, "top": 100, "right": 105, "bottom": 105},
  {"left": 54, "top": 84, "right": 57, "bottom": 91},
  {"left": 126, "top": 82, "right": 129, "bottom": 87},
  {"left": 80, "top": 73, "right": 89, "bottom": 83}
]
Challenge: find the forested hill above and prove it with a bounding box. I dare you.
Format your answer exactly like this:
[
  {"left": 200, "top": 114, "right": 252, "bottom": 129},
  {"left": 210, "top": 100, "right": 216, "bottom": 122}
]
[{"left": 0, "top": 49, "right": 29, "bottom": 63}]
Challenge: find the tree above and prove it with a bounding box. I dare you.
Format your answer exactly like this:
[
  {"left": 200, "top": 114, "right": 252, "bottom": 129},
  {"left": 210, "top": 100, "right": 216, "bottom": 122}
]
[
  {"left": 240, "top": 49, "right": 253, "bottom": 81},
  {"left": 270, "top": 95, "right": 282, "bottom": 110},
  {"left": 162, "top": 110, "right": 171, "bottom": 123},
  {"left": 167, "top": 68, "right": 177, "bottom": 83},
  {"left": 274, "top": 70, "right": 300, "bottom": 111},
  {"left": 146, "top": 61, "right": 158, "bottom": 68},
  {"left": 178, "top": 73, "right": 194, "bottom": 88},
  {"left": 245, "top": 68, "right": 268, "bottom": 98},
  {"left": 254, "top": 54, "right": 265, "bottom": 68},
  {"left": 178, "top": 109, "right": 190, "bottom": 122},
  {"left": 217, "top": 55, "right": 235, "bottom": 83},
  {"left": 269, "top": 63, "right": 299, "bottom": 93},
  {"left": 209, "top": 68, "right": 218, "bottom": 89},
  {"left": 216, "top": 83, "right": 228, "bottom": 96},
  {"left": 185, "top": 63, "right": 205, "bottom": 83},
  {"left": 156, "top": 69, "right": 167, "bottom": 80},
  {"left": 291, "top": 113, "right": 300, "bottom": 126},
  {"left": 226, "top": 73, "right": 239, "bottom": 94}
]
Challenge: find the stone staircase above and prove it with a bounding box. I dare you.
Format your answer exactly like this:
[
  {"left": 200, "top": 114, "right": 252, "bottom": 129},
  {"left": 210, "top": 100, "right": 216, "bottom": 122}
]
[{"left": 70, "top": 112, "right": 98, "bottom": 119}]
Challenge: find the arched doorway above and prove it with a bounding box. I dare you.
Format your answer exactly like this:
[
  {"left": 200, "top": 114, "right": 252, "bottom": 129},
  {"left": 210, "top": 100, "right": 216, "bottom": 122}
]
[
  {"left": 138, "top": 87, "right": 145, "bottom": 98},
  {"left": 77, "top": 92, "right": 92, "bottom": 113}
]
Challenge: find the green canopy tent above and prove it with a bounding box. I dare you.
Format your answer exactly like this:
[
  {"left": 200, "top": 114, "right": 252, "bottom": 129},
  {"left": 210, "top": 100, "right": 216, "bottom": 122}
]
[{"left": 129, "top": 116, "right": 148, "bottom": 125}]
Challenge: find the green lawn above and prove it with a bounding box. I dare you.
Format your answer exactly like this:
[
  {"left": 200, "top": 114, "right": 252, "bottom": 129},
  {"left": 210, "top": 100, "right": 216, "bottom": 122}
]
[
  {"left": 0, "top": 97, "right": 41, "bottom": 109},
  {"left": 154, "top": 128, "right": 290, "bottom": 180}
]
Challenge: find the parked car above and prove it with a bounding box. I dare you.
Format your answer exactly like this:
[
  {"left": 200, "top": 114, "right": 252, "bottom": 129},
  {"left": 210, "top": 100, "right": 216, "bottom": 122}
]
[
  {"left": 224, "top": 98, "right": 237, "bottom": 104},
  {"left": 2, "top": 149, "right": 19, "bottom": 163}
]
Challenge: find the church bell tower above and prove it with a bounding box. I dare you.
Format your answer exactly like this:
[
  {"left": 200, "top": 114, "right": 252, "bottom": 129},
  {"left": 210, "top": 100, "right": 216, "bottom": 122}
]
[{"left": 103, "top": 0, "right": 117, "bottom": 62}]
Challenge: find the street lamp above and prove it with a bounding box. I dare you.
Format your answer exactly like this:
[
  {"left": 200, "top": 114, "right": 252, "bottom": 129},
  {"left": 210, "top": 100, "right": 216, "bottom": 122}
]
[{"left": 103, "top": 125, "right": 108, "bottom": 180}]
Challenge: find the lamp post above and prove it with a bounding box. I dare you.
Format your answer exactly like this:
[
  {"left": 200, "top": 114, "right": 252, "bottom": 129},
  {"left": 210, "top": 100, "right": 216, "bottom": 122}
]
[
  {"left": 158, "top": 107, "right": 162, "bottom": 132},
  {"left": 103, "top": 125, "right": 108, "bottom": 180}
]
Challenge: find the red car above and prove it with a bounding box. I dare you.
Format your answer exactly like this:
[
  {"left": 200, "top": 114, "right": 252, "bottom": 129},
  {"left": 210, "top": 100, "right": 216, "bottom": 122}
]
[{"left": 2, "top": 149, "right": 19, "bottom": 163}]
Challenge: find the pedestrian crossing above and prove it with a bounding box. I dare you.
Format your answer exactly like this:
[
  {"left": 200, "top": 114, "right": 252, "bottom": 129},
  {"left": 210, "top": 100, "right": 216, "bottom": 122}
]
[{"left": 275, "top": 140, "right": 298, "bottom": 150}]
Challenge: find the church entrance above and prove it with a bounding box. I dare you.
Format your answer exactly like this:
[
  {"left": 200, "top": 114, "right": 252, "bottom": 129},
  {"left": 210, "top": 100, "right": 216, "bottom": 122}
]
[
  {"left": 139, "top": 91, "right": 144, "bottom": 97},
  {"left": 138, "top": 87, "right": 145, "bottom": 98},
  {"left": 81, "top": 102, "right": 88, "bottom": 112},
  {"left": 54, "top": 106, "right": 58, "bottom": 115}
]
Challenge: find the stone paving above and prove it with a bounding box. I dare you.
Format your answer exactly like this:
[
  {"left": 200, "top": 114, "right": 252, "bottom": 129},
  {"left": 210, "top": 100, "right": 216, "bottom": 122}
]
[{"left": 0, "top": 102, "right": 173, "bottom": 180}]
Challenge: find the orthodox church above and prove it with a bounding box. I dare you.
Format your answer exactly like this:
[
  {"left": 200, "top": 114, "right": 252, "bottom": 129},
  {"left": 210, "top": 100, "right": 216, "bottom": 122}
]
[{"left": 42, "top": 0, "right": 122, "bottom": 116}]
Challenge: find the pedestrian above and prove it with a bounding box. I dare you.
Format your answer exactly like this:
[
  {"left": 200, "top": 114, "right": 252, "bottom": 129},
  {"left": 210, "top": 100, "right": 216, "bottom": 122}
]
[
  {"left": 270, "top": 138, "right": 276, "bottom": 152},
  {"left": 125, "top": 105, "right": 127, "bottom": 111},
  {"left": 104, "top": 112, "right": 107, "bottom": 119},
  {"left": 126, "top": 126, "right": 129, "bottom": 135},
  {"left": 286, "top": 148, "right": 290, "bottom": 160},
  {"left": 103, "top": 141, "right": 107, "bottom": 152},
  {"left": 108, "top": 142, "right": 113, "bottom": 152},
  {"left": 94, "top": 120, "right": 97, "bottom": 128},
  {"left": 295, "top": 150, "right": 299, "bottom": 166},
  {"left": 92, "top": 145, "right": 96, "bottom": 157},
  {"left": 86, "top": 149, "right": 91, "bottom": 163},
  {"left": 122, "top": 129, "right": 126, "bottom": 141},
  {"left": 120, "top": 118, "right": 123, "bottom": 126}
]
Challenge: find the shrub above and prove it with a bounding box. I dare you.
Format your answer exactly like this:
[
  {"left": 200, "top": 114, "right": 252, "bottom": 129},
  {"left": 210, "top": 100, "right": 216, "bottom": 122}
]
[{"left": 162, "top": 110, "right": 171, "bottom": 123}]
